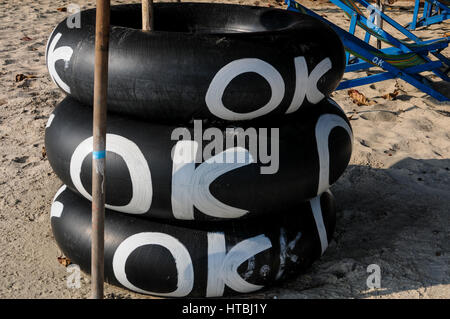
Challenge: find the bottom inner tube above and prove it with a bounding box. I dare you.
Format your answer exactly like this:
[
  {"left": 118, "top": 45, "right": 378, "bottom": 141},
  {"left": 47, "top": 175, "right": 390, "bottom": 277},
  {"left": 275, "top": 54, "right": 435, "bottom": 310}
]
[{"left": 51, "top": 186, "right": 336, "bottom": 297}]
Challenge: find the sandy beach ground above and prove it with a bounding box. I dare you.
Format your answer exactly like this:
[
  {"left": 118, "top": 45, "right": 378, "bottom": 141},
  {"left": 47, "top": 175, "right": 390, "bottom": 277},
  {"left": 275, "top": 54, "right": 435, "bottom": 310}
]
[{"left": 0, "top": 0, "right": 448, "bottom": 298}]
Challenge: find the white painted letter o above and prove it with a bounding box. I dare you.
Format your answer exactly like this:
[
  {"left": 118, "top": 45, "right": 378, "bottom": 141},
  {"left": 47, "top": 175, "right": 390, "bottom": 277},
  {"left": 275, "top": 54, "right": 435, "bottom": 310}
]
[
  {"left": 113, "top": 232, "right": 194, "bottom": 297},
  {"left": 69, "top": 134, "right": 152, "bottom": 214},
  {"left": 205, "top": 58, "right": 285, "bottom": 121}
]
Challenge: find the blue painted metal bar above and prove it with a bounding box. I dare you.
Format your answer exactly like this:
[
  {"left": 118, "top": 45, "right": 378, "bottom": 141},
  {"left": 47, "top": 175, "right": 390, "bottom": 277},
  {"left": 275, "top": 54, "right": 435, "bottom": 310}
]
[
  {"left": 424, "top": 1, "right": 431, "bottom": 20},
  {"left": 346, "top": 61, "right": 373, "bottom": 72},
  {"left": 405, "top": 60, "right": 443, "bottom": 73},
  {"left": 338, "top": 72, "right": 395, "bottom": 89},
  {"left": 410, "top": 0, "right": 421, "bottom": 30},
  {"left": 409, "top": 0, "right": 450, "bottom": 29},
  {"left": 347, "top": 12, "right": 358, "bottom": 63}
]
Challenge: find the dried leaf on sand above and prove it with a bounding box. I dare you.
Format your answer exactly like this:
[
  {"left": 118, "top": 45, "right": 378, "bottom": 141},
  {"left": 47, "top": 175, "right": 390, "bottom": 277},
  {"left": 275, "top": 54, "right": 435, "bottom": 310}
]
[
  {"left": 382, "top": 89, "right": 400, "bottom": 100},
  {"left": 56, "top": 7, "right": 67, "bottom": 12},
  {"left": 347, "top": 89, "right": 376, "bottom": 106},
  {"left": 57, "top": 256, "right": 71, "bottom": 267},
  {"left": 15, "top": 74, "right": 37, "bottom": 82}
]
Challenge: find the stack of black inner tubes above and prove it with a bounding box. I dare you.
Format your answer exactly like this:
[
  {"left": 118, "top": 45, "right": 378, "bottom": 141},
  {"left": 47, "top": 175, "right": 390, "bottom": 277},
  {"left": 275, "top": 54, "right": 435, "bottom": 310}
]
[{"left": 44, "top": 3, "right": 352, "bottom": 298}]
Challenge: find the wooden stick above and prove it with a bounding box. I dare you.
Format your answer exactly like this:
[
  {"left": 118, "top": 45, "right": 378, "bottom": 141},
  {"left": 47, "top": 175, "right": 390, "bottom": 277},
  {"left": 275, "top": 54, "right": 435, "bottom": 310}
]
[
  {"left": 142, "top": 0, "right": 154, "bottom": 31},
  {"left": 379, "top": 3, "right": 384, "bottom": 50},
  {"left": 91, "top": 0, "right": 110, "bottom": 300},
  {"left": 376, "top": 0, "right": 383, "bottom": 49}
]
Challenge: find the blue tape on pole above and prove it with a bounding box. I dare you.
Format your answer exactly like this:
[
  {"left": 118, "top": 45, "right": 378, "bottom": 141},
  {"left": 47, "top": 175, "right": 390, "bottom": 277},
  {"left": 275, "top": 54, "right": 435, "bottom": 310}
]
[{"left": 92, "top": 150, "right": 106, "bottom": 159}]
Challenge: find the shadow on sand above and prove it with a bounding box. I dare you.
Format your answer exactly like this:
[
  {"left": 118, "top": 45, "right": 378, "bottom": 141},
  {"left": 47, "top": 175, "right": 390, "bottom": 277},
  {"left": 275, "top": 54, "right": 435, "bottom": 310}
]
[{"left": 262, "top": 157, "right": 449, "bottom": 298}]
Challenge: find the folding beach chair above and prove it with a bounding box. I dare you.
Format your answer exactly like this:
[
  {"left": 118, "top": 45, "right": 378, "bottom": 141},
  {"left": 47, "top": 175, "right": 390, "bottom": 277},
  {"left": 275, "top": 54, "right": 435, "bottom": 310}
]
[
  {"left": 408, "top": 0, "right": 450, "bottom": 30},
  {"left": 324, "top": 0, "right": 450, "bottom": 77},
  {"left": 285, "top": 0, "right": 450, "bottom": 101}
]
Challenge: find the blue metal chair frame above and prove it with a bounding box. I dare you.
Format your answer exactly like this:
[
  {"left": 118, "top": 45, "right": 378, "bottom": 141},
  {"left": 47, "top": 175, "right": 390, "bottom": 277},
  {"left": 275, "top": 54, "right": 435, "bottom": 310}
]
[
  {"left": 409, "top": 0, "right": 450, "bottom": 30},
  {"left": 326, "top": 0, "right": 450, "bottom": 78},
  {"left": 284, "top": 0, "right": 449, "bottom": 101}
]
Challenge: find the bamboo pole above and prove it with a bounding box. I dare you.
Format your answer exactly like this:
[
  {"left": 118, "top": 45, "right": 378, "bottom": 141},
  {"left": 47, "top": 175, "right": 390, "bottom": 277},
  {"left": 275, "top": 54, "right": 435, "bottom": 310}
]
[
  {"left": 142, "top": 0, "right": 154, "bottom": 31},
  {"left": 376, "top": 0, "right": 383, "bottom": 49},
  {"left": 91, "top": 0, "right": 110, "bottom": 299}
]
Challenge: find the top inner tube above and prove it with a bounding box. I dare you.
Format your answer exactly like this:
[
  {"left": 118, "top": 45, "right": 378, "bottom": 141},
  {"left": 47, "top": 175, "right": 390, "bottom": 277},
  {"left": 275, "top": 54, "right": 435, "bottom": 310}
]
[
  {"left": 46, "top": 3, "right": 346, "bottom": 123},
  {"left": 108, "top": 3, "right": 305, "bottom": 34}
]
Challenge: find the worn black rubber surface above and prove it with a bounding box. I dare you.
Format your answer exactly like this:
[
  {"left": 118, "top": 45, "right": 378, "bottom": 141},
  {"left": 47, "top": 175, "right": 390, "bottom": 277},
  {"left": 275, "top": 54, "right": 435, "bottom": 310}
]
[
  {"left": 51, "top": 186, "right": 336, "bottom": 297},
  {"left": 45, "top": 3, "right": 346, "bottom": 122},
  {"left": 45, "top": 96, "right": 352, "bottom": 221}
]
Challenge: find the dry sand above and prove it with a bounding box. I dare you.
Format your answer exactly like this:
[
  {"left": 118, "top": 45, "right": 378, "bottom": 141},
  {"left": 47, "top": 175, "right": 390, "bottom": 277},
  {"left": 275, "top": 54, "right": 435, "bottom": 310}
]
[{"left": 0, "top": 0, "right": 448, "bottom": 298}]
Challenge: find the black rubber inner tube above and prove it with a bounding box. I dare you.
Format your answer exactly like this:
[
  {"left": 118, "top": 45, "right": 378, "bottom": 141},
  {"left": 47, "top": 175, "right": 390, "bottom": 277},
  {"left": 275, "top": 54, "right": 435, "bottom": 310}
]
[
  {"left": 108, "top": 2, "right": 306, "bottom": 33},
  {"left": 45, "top": 3, "right": 346, "bottom": 122},
  {"left": 45, "top": 96, "right": 352, "bottom": 221},
  {"left": 51, "top": 186, "right": 336, "bottom": 298}
]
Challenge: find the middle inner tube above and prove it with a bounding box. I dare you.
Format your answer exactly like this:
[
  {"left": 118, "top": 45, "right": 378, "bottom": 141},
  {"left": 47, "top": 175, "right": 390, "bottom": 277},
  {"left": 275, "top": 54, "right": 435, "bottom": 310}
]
[{"left": 45, "top": 97, "right": 352, "bottom": 221}]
